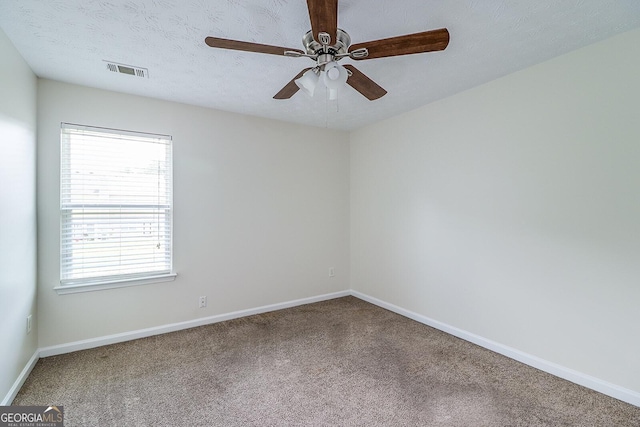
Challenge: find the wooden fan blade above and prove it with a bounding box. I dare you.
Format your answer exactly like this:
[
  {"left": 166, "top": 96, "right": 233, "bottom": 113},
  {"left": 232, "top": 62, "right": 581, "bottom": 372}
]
[
  {"left": 344, "top": 65, "right": 387, "bottom": 100},
  {"left": 205, "top": 37, "right": 303, "bottom": 56},
  {"left": 273, "top": 68, "right": 312, "bottom": 99},
  {"left": 306, "top": 0, "right": 338, "bottom": 44},
  {"left": 349, "top": 28, "right": 449, "bottom": 60}
]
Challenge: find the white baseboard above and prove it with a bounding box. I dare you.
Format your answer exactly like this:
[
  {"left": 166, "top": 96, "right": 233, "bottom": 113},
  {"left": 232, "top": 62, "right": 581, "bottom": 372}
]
[
  {"left": 1, "top": 350, "right": 39, "bottom": 405},
  {"left": 7, "top": 289, "right": 639, "bottom": 409},
  {"left": 39, "top": 290, "right": 350, "bottom": 358},
  {"left": 351, "top": 290, "right": 640, "bottom": 408}
]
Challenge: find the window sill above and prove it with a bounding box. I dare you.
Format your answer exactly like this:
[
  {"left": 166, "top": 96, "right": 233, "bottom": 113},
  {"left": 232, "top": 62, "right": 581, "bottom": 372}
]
[{"left": 54, "top": 273, "right": 177, "bottom": 295}]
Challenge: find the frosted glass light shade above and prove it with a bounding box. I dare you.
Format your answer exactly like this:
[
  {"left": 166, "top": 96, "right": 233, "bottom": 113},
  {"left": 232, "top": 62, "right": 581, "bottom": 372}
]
[
  {"left": 295, "top": 69, "right": 319, "bottom": 97},
  {"left": 322, "top": 62, "right": 348, "bottom": 90}
]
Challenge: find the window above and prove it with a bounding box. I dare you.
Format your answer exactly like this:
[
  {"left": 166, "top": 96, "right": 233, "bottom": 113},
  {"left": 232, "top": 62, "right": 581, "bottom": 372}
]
[{"left": 57, "top": 123, "right": 175, "bottom": 294}]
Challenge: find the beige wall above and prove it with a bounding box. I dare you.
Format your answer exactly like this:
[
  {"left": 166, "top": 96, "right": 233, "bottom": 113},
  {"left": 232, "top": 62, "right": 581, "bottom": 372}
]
[
  {"left": 0, "top": 29, "right": 38, "bottom": 403},
  {"left": 350, "top": 29, "right": 640, "bottom": 393},
  {"left": 36, "top": 80, "right": 350, "bottom": 348}
]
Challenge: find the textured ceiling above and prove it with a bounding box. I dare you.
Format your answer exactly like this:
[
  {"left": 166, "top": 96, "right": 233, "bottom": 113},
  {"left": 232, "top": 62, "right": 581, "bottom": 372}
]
[{"left": 1, "top": 1, "right": 639, "bottom": 130}]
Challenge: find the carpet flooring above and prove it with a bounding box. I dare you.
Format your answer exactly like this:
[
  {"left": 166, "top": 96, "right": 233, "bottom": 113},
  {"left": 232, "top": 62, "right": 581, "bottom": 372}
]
[{"left": 13, "top": 296, "right": 640, "bottom": 426}]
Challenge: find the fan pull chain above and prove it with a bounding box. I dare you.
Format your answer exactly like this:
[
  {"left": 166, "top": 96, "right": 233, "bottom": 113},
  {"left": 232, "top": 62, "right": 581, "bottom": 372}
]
[{"left": 325, "top": 87, "right": 329, "bottom": 128}]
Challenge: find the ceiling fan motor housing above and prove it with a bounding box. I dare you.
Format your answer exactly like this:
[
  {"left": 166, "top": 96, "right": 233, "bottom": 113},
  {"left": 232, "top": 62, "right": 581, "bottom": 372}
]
[{"left": 302, "top": 29, "right": 351, "bottom": 58}]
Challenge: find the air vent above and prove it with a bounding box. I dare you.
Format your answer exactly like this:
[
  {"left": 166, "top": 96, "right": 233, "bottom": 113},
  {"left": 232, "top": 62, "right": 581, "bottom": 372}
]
[{"left": 104, "top": 61, "right": 149, "bottom": 78}]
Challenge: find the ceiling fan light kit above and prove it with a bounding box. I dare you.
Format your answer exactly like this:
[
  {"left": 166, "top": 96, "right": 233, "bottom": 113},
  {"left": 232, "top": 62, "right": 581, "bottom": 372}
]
[
  {"left": 293, "top": 60, "right": 349, "bottom": 99},
  {"left": 205, "top": 0, "right": 450, "bottom": 101}
]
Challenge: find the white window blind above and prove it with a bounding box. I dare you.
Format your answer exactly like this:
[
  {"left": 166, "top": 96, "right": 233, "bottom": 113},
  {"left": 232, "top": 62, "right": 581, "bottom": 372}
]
[{"left": 60, "top": 123, "right": 173, "bottom": 286}]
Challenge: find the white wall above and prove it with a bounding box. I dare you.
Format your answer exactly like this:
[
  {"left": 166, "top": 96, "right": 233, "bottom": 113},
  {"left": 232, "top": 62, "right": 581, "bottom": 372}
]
[
  {"left": 350, "top": 28, "right": 640, "bottom": 394},
  {"left": 0, "top": 29, "right": 38, "bottom": 402},
  {"left": 37, "top": 80, "right": 350, "bottom": 348}
]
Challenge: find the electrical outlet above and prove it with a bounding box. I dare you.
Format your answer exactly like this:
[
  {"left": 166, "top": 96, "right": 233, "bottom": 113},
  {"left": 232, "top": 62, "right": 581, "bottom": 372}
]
[
  {"left": 27, "top": 315, "right": 32, "bottom": 334},
  {"left": 199, "top": 296, "right": 207, "bottom": 308},
  {"left": 329, "top": 267, "right": 335, "bottom": 278}
]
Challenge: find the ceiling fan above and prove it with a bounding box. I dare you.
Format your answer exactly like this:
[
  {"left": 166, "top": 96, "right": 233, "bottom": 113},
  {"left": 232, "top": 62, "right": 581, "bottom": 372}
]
[{"left": 205, "top": 0, "right": 449, "bottom": 101}]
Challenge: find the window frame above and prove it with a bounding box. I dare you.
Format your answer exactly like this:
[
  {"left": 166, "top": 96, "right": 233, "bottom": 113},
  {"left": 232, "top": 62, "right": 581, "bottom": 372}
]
[{"left": 54, "top": 123, "right": 176, "bottom": 295}]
